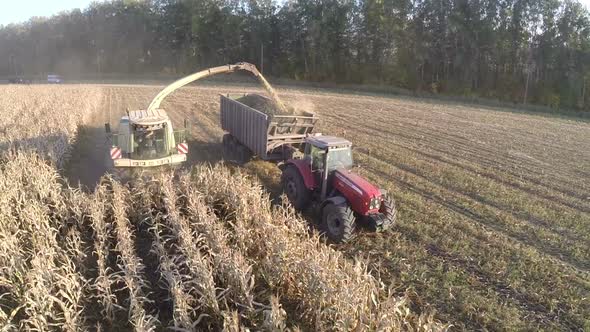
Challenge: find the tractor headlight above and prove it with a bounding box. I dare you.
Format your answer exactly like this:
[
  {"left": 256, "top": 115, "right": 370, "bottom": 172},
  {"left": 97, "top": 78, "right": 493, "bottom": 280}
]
[{"left": 370, "top": 197, "right": 381, "bottom": 210}]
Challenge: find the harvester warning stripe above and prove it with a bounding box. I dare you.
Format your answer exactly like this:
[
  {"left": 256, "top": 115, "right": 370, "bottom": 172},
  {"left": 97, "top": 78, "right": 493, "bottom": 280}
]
[
  {"left": 110, "top": 147, "right": 122, "bottom": 159},
  {"left": 177, "top": 143, "right": 188, "bottom": 154}
]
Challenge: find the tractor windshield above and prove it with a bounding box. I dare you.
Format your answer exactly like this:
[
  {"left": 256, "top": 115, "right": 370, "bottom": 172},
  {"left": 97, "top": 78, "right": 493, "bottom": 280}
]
[
  {"left": 327, "top": 147, "right": 353, "bottom": 171},
  {"left": 132, "top": 125, "right": 167, "bottom": 159}
]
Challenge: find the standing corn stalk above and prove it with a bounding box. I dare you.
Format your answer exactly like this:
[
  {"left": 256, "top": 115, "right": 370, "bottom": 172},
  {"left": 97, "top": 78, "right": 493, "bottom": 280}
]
[
  {"left": 148, "top": 175, "right": 221, "bottom": 319},
  {"left": 110, "top": 180, "right": 158, "bottom": 331},
  {"left": 132, "top": 179, "right": 201, "bottom": 330},
  {"left": 175, "top": 174, "right": 255, "bottom": 313},
  {"left": 89, "top": 184, "right": 120, "bottom": 323},
  {"left": 0, "top": 154, "right": 87, "bottom": 331},
  {"left": 150, "top": 218, "right": 197, "bottom": 330}
]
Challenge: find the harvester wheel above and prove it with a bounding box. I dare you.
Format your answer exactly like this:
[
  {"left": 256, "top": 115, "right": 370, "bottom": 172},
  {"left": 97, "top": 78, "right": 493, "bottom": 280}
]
[
  {"left": 380, "top": 194, "right": 398, "bottom": 230},
  {"left": 281, "top": 165, "right": 310, "bottom": 210},
  {"left": 322, "top": 203, "right": 355, "bottom": 243}
]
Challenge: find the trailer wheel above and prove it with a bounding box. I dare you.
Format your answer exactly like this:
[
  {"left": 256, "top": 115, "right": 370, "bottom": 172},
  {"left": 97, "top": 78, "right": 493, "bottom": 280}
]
[
  {"left": 222, "top": 134, "right": 233, "bottom": 161},
  {"left": 235, "top": 144, "right": 252, "bottom": 164},
  {"left": 281, "top": 165, "right": 310, "bottom": 210},
  {"left": 380, "top": 194, "right": 398, "bottom": 230},
  {"left": 322, "top": 203, "right": 355, "bottom": 243}
]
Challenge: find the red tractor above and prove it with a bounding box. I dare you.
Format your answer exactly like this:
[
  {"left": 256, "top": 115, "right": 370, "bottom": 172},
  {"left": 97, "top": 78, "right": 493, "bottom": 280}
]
[
  {"left": 280, "top": 135, "right": 396, "bottom": 242},
  {"left": 220, "top": 93, "right": 397, "bottom": 242}
]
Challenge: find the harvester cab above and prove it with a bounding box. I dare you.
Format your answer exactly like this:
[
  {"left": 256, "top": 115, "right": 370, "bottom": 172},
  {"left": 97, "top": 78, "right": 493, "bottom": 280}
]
[
  {"left": 281, "top": 134, "right": 397, "bottom": 243},
  {"left": 106, "top": 109, "right": 188, "bottom": 168}
]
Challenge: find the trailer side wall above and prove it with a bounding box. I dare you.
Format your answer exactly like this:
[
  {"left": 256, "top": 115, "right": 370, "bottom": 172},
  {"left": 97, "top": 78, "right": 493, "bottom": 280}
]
[{"left": 220, "top": 95, "right": 269, "bottom": 158}]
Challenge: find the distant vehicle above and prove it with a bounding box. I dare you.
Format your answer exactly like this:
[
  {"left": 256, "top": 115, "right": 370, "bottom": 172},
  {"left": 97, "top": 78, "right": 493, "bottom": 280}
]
[
  {"left": 47, "top": 74, "right": 63, "bottom": 84},
  {"left": 8, "top": 77, "right": 31, "bottom": 84}
]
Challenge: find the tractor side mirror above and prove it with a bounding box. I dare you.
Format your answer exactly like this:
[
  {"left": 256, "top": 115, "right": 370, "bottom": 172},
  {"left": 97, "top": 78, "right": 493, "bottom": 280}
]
[
  {"left": 104, "top": 123, "right": 111, "bottom": 134},
  {"left": 183, "top": 118, "right": 192, "bottom": 136}
]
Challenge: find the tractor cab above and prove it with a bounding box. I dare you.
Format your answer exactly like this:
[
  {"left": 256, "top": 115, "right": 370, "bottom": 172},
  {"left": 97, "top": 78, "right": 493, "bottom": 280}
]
[
  {"left": 303, "top": 135, "right": 353, "bottom": 199},
  {"left": 304, "top": 135, "right": 353, "bottom": 173}
]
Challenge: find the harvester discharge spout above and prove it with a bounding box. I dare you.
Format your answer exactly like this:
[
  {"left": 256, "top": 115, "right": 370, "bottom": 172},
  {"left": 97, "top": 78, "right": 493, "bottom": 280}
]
[{"left": 147, "top": 62, "right": 288, "bottom": 114}]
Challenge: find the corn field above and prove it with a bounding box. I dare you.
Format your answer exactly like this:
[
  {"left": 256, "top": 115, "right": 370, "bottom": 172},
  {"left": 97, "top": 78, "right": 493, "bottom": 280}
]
[
  {"left": 0, "top": 85, "right": 102, "bottom": 168},
  {"left": 0, "top": 85, "right": 443, "bottom": 330},
  {"left": 4, "top": 83, "right": 584, "bottom": 330},
  {"left": 0, "top": 153, "right": 443, "bottom": 331}
]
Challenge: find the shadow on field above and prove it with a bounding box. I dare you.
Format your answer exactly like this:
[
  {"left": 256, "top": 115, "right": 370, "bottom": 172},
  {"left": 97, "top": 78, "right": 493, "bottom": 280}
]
[
  {"left": 64, "top": 125, "right": 111, "bottom": 191},
  {"left": 0, "top": 133, "right": 70, "bottom": 162},
  {"left": 185, "top": 138, "right": 223, "bottom": 165},
  {"left": 66, "top": 134, "right": 225, "bottom": 192}
]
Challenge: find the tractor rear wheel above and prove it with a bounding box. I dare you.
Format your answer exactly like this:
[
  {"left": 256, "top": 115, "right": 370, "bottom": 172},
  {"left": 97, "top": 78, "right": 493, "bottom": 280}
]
[
  {"left": 322, "top": 203, "right": 355, "bottom": 243},
  {"left": 380, "top": 194, "right": 398, "bottom": 230},
  {"left": 281, "top": 165, "right": 310, "bottom": 210}
]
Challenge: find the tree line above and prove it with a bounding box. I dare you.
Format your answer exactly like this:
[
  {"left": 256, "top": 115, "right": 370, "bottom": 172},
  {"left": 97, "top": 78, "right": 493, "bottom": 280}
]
[{"left": 1, "top": 0, "right": 589, "bottom": 110}]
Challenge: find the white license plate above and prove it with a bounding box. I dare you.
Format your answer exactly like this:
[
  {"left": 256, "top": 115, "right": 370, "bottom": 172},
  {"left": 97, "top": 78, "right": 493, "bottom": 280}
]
[{"left": 131, "top": 159, "right": 167, "bottom": 167}]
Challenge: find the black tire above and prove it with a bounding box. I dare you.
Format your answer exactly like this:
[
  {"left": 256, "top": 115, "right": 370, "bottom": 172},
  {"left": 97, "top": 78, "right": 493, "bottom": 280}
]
[
  {"left": 322, "top": 203, "right": 356, "bottom": 243},
  {"left": 222, "top": 134, "right": 232, "bottom": 160},
  {"left": 380, "top": 194, "right": 398, "bottom": 230},
  {"left": 235, "top": 144, "right": 252, "bottom": 165},
  {"left": 281, "top": 165, "right": 310, "bottom": 210}
]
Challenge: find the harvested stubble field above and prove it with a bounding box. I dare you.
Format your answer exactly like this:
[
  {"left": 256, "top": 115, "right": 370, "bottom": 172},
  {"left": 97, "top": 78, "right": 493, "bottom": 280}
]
[{"left": 0, "top": 84, "right": 589, "bottom": 331}]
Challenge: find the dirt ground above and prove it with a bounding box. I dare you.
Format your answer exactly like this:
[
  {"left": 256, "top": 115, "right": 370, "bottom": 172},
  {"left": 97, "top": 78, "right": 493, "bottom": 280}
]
[{"left": 64, "top": 83, "right": 590, "bottom": 330}]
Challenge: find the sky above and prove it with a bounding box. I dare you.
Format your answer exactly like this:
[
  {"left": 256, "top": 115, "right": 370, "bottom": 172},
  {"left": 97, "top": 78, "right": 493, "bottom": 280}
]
[
  {"left": 0, "top": 0, "right": 99, "bottom": 26},
  {"left": 1, "top": 0, "right": 590, "bottom": 26}
]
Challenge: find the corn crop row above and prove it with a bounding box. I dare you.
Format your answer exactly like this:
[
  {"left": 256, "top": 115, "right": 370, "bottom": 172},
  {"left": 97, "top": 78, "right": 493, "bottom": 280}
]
[
  {"left": 89, "top": 184, "right": 120, "bottom": 322},
  {"left": 142, "top": 179, "right": 221, "bottom": 322},
  {"left": 110, "top": 181, "right": 158, "bottom": 331},
  {"left": 150, "top": 218, "right": 197, "bottom": 330},
  {"left": 0, "top": 153, "right": 87, "bottom": 331},
  {"left": 168, "top": 175, "right": 256, "bottom": 312},
  {"left": 130, "top": 180, "right": 200, "bottom": 330},
  {"left": 153, "top": 173, "right": 292, "bottom": 330}
]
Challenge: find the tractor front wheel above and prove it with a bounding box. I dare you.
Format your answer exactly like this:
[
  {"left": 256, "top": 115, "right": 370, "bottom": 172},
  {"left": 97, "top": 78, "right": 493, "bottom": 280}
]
[
  {"left": 322, "top": 203, "right": 355, "bottom": 243},
  {"left": 281, "top": 165, "right": 310, "bottom": 210},
  {"left": 380, "top": 194, "right": 398, "bottom": 230}
]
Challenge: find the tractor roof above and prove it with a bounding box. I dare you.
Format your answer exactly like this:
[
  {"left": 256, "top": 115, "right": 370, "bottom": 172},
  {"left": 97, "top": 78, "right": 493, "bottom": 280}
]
[
  {"left": 306, "top": 135, "right": 351, "bottom": 149},
  {"left": 128, "top": 109, "right": 169, "bottom": 126}
]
